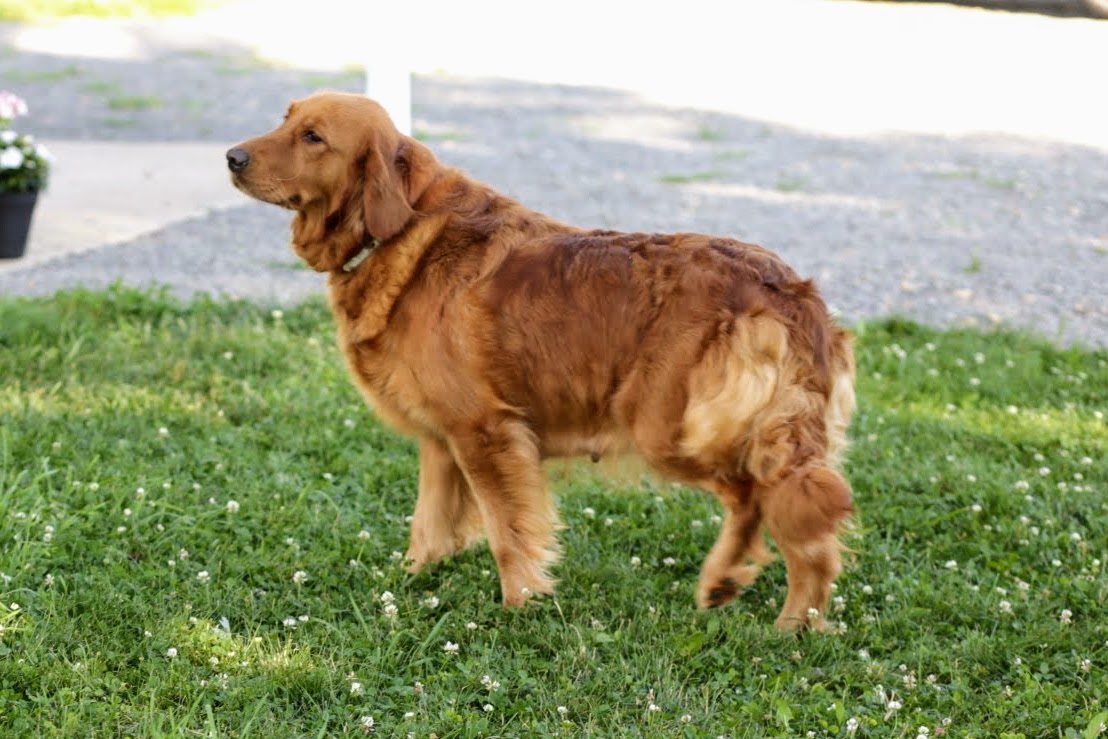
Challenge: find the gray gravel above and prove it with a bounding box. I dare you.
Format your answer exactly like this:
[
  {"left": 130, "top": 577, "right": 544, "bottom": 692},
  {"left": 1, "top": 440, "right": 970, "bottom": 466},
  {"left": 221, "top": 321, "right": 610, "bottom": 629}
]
[{"left": 2, "top": 22, "right": 1107, "bottom": 346}]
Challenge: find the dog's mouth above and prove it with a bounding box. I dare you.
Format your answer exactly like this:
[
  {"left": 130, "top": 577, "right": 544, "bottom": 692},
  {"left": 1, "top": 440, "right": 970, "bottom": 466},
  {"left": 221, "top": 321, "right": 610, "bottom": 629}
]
[{"left": 231, "top": 175, "right": 301, "bottom": 210}]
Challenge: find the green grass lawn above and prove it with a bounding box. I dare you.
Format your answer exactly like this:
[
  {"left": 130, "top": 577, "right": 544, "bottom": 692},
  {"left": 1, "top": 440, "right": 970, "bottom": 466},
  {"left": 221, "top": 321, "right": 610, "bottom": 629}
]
[{"left": 0, "top": 287, "right": 1105, "bottom": 738}]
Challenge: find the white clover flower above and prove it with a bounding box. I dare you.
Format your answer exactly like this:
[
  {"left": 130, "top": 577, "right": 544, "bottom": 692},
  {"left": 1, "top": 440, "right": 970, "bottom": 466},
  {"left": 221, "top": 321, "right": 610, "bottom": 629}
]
[
  {"left": 557, "top": 705, "right": 568, "bottom": 716},
  {"left": 196, "top": 571, "right": 210, "bottom": 583},
  {"left": 465, "top": 621, "right": 478, "bottom": 630},
  {"left": 630, "top": 556, "right": 642, "bottom": 568},
  {"left": 350, "top": 681, "right": 363, "bottom": 696},
  {"left": 662, "top": 557, "right": 677, "bottom": 567},
  {"left": 648, "top": 703, "right": 661, "bottom": 713},
  {"left": 999, "top": 600, "right": 1012, "bottom": 614},
  {"left": 944, "top": 560, "right": 958, "bottom": 570},
  {"left": 582, "top": 507, "right": 596, "bottom": 518},
  {"left": 166, "top": 647, "right": 178, "bottom": 658},
  {"left": 383, "top": 603, "right": 398, "bottom": 619},
  {"left": 421, "top": 595, "right": 439, "bottom": 609},
  {"left": 1061, "top": 609, "right": 1074, "bottom": 625},
  {"left": 442, "top": 641, "right": 459, "bottom": 654},
  {"left": 292, "top": 570, "right": 308, "bottom": 584},
  {"left": 358, "top": 529, "right": 371, "bottom": 540},
  {"left": 483, "top": 703, "right": 494, "bottom": 712},
  {"left": 225, "top": 500, "right": 240, "bottom": 513}
]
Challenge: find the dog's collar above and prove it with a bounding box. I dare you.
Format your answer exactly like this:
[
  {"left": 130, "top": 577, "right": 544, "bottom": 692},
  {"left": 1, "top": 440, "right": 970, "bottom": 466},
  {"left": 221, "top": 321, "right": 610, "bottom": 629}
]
[{"left": 341, "top": 238, "right": 381, "bottom": 273}]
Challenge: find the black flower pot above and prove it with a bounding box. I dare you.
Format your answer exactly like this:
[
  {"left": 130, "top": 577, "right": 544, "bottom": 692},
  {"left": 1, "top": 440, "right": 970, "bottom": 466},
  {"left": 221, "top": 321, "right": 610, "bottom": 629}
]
[{"left": 0, "top": 190, "right": 39, "bottom": 259}]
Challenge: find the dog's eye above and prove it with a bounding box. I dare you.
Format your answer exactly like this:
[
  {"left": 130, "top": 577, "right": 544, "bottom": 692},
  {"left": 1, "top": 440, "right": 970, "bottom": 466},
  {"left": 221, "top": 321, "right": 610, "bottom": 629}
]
[{"left": 302, "top": 130, "right": 324, "bottom": 144}]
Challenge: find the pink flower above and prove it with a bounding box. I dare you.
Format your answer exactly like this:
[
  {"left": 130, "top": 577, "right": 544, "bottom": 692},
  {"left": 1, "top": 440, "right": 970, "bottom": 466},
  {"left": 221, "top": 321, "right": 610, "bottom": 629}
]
[{"left": 0, "top": 91, "right": 28, "bottom": 121}]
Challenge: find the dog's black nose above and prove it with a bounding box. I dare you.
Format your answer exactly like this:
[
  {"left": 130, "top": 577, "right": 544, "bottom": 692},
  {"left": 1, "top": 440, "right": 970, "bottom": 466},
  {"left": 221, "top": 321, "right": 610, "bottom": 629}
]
[{"left": 226, "top": 147, "right": 250, "bottom": 172}]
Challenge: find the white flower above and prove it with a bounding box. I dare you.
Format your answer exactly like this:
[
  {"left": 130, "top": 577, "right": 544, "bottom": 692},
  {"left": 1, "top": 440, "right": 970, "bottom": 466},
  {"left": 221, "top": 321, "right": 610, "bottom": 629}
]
[
  {"left": 483, "top": 703, "right": 493, "bottom": 712},
  {"left": 944, "top": 560, "right": 958, "bottom": 570},
  {"left": 379, "top": 591, "right": 395, "bottom": 604},
  {"left": 350, "top": 681, "right": 363, "bottom": 696},
  {"left": 166, "top": 647, "right": 178, "bottom": 658},
  {"left": 481, "top": 675, "right": 500, "bottom": 692},
  {"left": 630, "top": 556, "right": 642, "bottom": 568},
  {"left": 442, "top": 641, "right": 459, "bottom": 654},
  {"left": 421, "top": 595, "right": 439, "bottom": 609},
  {"left": 225, "top": 500, "right": 240, "bottom": 513},
  {"left": 557, "top": 705, "right": 568, "bottom": 716},
  {"left": 999, "top": 600, "right": 1012, "bottom": 614},
  {"left": 1060, "top": 609, "right": 1073, "bottom": 625},
  {"left": 0, "top": 146, "right": 24, "bottom": 170},
  {"left": 292, "top": 570, "right": 308, "bottom": 584},
  {"left": 197, "top": 571, "right": 210, "bottom": 583},
  {"left": 0, "top": 130, "right": 15, "bottom": 145},
  {"left": 358, "top": 715, "right": 374, "bottom": 732}
]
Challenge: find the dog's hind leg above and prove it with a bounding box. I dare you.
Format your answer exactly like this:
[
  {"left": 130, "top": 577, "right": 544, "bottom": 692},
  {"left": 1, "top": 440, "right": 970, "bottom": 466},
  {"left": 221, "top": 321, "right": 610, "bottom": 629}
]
[
  {"left": 759, "top": 466, "right": 852, "bottom": 631},
  {"left": 405, "top": 437, "right": 485, "bottom": 573},
  {"left": 448, "top": 417, "right": 561, "bottom": 608},
  {"left": 696, "top": 479, "right": 776, "bottom": 609}
]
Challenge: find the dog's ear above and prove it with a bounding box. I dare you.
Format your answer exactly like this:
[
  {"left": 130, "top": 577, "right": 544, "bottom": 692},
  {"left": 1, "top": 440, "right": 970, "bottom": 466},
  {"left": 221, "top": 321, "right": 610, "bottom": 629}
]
[
  {"left": 398, "top": 137, "right": 437, "bottom": 207},
  {"left": 363, "top": 136, "right": 414, "bottom": 243}
]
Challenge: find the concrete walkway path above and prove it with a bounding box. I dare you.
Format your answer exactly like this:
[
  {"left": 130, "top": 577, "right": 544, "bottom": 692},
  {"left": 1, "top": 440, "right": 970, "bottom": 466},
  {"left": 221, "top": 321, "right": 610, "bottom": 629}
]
[{"left": 1, "top": 141, "right": 241, "bottom": 272}]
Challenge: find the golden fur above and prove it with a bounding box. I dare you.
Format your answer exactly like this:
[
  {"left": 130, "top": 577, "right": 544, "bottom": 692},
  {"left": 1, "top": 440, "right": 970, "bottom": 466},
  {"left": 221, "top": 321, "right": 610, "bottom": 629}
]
[{"left": 228, "top": 92, "right": 856, "bottom": 631}]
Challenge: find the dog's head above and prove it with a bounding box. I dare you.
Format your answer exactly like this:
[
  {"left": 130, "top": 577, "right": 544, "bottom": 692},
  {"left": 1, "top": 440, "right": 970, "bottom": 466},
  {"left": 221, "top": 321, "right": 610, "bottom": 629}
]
[{"left": 227, "top": 92, "right": 436, "bottom": 271}]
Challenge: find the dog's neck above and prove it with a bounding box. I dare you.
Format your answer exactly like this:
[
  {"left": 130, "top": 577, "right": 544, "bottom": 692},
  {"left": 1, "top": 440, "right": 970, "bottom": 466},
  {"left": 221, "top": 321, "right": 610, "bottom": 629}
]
[
  {"left": 327, "top": 211, "right": 451, "bottom": 344},
  {"left": 341, "top": 238, "right": 381, "bottom": 273}
]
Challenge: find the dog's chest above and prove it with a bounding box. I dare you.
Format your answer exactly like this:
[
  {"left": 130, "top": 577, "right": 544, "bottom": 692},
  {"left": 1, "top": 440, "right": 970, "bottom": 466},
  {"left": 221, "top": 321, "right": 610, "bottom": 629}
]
[{"left": 340, "top": 337, "right": 439, "bottom": 435}]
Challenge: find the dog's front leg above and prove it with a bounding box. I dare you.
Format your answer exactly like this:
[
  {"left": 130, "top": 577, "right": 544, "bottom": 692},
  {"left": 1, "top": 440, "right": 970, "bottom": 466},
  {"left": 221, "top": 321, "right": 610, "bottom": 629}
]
[
  {"left": 405, "top": 436, "right": 484, "bottom": 573},
  {"left": 447, "top": 417, "right": 561, "bottom": 607}
]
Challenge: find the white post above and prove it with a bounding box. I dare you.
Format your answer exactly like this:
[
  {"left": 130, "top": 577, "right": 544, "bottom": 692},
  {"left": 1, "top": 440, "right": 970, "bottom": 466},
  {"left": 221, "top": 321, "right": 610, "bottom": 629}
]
[
  {"left": 366, "top": 64, "right": 411, "bottom": 136},
  {"left": 364, "top": 2, "right": 411, "bottom": 138}
]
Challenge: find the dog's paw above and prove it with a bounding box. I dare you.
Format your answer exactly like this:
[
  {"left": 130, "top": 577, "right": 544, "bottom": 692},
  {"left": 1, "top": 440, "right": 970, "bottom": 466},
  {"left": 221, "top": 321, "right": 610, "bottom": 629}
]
[{"left": 697, "top": 577, "right": 739, "bottom": 609}]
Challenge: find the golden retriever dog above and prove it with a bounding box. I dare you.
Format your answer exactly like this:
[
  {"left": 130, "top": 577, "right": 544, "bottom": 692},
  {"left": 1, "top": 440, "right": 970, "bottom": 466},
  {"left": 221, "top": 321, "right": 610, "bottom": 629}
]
[{"left": 227, "top": 92, "right": 856, "bottom": 631}]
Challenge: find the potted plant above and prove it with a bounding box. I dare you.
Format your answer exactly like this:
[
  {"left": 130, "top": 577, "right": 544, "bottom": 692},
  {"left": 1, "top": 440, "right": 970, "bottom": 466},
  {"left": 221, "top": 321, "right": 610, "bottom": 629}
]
[{"left": 0, "top": 91, "right": 52, "bottom": 260}]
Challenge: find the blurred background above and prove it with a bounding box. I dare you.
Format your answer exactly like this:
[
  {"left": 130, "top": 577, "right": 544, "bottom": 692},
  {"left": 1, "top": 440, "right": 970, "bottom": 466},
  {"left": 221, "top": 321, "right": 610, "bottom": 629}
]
[{"left": 1, "top": 0, "right": 1106, "bottom": 342}]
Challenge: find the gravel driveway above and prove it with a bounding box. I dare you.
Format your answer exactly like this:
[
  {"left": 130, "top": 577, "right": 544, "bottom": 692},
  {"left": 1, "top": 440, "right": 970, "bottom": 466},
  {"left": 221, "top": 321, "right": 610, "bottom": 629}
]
[{"left": 1, "top": 3, "right": 1106, "bottom": 346}]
